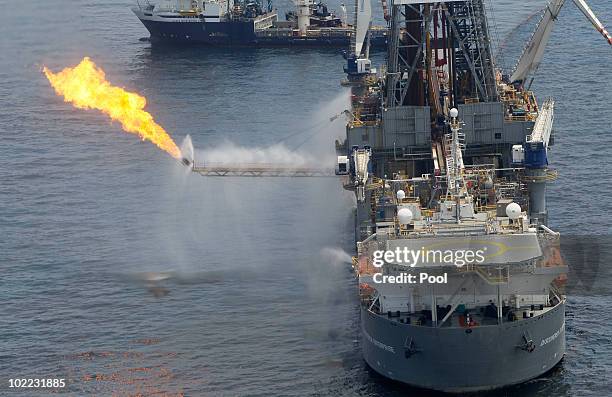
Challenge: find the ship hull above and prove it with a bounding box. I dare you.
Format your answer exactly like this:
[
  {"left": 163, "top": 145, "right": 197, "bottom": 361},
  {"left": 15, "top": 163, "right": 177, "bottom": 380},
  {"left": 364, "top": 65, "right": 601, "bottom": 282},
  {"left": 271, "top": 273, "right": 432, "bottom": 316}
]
[
  {"left": 137, "top": 18, "right": 258, "bottom": 45},
  {"left": 360, "top": 301, "right": 565, "bottom": 393},
  {"left": 134, "top": 14, "right": 387, "bottom": 47}
]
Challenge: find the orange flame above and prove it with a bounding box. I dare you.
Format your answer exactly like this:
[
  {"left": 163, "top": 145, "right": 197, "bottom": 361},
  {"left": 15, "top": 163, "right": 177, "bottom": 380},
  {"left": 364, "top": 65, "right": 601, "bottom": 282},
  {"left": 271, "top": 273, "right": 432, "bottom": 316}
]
[{"left": 43, "top": 57, "right": 181, "bottom": 159}]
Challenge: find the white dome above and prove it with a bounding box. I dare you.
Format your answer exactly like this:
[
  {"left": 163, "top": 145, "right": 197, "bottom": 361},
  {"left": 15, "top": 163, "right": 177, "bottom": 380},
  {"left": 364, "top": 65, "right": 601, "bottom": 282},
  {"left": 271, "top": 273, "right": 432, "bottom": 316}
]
[
  {"left": 506, "top": 202, "right": 522, "bottom": 219},
  {"left": 396, "top": 190, "right": 406, "bottom": 200},
  {"left": 450, "top": 108, "right": 459, "bottom": 118},
  {"left": 398, "top": 208, "right": 413, "bottom": 225}
]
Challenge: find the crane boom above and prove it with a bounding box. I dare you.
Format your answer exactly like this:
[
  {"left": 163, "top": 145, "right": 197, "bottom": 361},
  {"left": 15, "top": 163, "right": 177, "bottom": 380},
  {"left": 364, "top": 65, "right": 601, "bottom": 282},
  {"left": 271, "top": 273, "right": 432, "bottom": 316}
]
[
  {"left": 354, "top": 0, "right": 372, "bottom": 57},
  {"left": 511, "top": 0, "right": 565, "bottom": 84},
  {"left": 528, "top": 99, "right": 554, "bottom": 148},
  {"left": 572, "top": 0, "right": 612, "bottom": 45},
  {"left": 511, "top": 0, "right": 611, "bottom": 84},
  {"left": 523, "top": 99, "right": 554, "bottom": 169}
]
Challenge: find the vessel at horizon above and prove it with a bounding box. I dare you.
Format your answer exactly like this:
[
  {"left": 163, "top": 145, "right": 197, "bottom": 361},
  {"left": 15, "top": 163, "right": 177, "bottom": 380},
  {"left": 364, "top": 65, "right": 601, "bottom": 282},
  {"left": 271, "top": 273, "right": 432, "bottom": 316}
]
[{"left": 132, "top": 0, "right": 388, "bottom": 47}]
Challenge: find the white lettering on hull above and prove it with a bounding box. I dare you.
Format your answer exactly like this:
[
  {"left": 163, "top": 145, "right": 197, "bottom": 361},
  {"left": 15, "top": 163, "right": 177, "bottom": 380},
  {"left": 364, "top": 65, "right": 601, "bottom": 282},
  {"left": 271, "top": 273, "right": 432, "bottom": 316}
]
[
  {"left": 540, "top": 321, "right": 565, "bottom": 347},
  {"left": 363, "top": 330, "right": 396, "bottom": 353}
]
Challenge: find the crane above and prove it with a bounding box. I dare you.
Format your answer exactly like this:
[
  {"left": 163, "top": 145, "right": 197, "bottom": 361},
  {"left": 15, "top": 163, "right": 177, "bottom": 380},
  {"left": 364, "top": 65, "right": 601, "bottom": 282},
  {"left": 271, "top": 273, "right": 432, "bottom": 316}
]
[
  {"left": 528, "top": 99, "right": 555, "bottom": 151},
  {"left": 573, "top": 0, "right": 612, "bottom": 45},
  {"left": 511, "top": 0, "right": 611, "bottom": 85},
  {"left": 519, "top": 99, "right": 556, "bottom": 225},
  {"left": 344, "top": 0, "right": 372, "bottom": 77}
]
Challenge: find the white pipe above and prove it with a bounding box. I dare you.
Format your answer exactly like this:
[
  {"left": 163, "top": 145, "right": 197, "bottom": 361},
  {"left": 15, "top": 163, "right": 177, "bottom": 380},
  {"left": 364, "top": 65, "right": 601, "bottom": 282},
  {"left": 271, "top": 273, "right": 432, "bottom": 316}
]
[
  {"left": 360, "top": 233, "right": 377, "bottom": 244},
  {"left": 539, "top": 224, "right": 560, "bottom": 235}
]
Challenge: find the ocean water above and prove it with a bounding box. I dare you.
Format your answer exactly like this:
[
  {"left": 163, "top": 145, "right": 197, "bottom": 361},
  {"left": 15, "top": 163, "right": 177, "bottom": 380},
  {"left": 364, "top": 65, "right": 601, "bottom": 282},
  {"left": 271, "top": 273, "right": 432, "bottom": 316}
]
[{"left": 1, "top": 0, "right": 611, "bottom": 395}]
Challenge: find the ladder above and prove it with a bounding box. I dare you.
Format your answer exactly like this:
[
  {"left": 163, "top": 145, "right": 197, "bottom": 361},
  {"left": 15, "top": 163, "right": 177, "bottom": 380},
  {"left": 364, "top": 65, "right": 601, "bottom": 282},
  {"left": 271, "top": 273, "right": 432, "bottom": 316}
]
[{"left": 442, "top": 131, "right": 465, "bottom": 190}]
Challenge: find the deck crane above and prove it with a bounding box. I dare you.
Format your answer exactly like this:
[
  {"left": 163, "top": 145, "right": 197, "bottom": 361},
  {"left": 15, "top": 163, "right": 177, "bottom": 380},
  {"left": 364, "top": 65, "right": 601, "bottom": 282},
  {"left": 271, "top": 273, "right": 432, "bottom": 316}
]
[
  {"left": 508, "top": 0, "right": 608, "bottom": 221},
  {"left": 511, "top": 0, "right": 611, "bottom": 86},
  {"left": 521, "top": 98, "right": 555, "bottom": 168},
  {"left": 510, "top": 98, "right": 556, "bottom": 224},
  {"left": 344, "top": 0, "right": 372, "bottom": 78}
]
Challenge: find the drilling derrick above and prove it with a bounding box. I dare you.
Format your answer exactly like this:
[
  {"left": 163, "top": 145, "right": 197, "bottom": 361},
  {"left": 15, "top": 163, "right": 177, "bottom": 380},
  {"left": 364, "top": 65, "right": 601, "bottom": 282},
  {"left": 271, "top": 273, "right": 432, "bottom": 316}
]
[
  {"left": 342, "top": 0, "right": 543, "bottom": 183},
  {"left": 386, "top": 3, "right": 426, "bottom": 107},
  {"left": 385, "top": 0, "right": 497, "bottom": 108},
  {"left": 444, "top": 0, "right": 498, "bottom": 103}
]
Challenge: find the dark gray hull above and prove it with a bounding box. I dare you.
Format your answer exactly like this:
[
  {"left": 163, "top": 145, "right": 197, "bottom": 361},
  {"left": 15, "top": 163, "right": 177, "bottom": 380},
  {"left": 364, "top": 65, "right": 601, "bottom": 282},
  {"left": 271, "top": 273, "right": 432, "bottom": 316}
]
[
  {"left": 135, "top": 17, "right": 388, "bottom": 48},
  {"left": 361, "top": 301, "right": 565, "bottom": 393}
]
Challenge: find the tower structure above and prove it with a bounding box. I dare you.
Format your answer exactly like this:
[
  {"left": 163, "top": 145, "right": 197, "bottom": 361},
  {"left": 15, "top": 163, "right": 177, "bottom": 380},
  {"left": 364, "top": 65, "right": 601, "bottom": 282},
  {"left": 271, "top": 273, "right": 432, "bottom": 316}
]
[{"left": 385, "top": 0, "right": 498, "bottom": 109}]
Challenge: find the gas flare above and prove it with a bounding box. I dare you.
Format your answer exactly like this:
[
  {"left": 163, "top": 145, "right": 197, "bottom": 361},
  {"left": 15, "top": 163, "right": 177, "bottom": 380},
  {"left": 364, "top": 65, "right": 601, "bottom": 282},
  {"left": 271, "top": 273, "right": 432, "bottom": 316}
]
[{"left": 43, "top": 57, "right": 181, "bottom": 159}]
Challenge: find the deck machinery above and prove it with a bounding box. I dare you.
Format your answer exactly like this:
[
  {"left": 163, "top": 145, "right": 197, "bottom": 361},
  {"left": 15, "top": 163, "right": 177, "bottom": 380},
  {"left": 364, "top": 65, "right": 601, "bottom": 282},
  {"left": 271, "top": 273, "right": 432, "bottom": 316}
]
[{"left": 336, "top": 0, "right": 609, "bottom": 392}]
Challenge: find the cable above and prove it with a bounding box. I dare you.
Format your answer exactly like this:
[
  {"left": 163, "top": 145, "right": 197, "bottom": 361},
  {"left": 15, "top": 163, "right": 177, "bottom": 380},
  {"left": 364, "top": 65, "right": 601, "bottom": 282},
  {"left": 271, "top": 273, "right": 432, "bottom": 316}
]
[{"left": 289, "top": 114, "right": 345, "bottom": 151}]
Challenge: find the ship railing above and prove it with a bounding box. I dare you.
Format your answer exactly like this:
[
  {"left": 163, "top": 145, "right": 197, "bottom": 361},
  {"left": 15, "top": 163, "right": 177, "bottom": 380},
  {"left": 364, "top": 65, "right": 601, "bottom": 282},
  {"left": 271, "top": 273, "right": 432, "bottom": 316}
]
[
  {"left": 396, "top": 225, "right": 489, "bottom": 238},
  {"left": 255, "top": 27, "right": 352, "bottom": 39},
  {"left": 518, "top": 168, "right": 558, "bottom": 182},
  {"left": 458, "top": 264, "right": 510, "bottom": 285},
  {"left": 474, "top": 204, "right": 497, "bottom": 213},
  {"left": 505, "top": 114, "right": 527, "bottom": 122},
  {"left": 550, "top": 283, "right": 564, "bottom": 301}
]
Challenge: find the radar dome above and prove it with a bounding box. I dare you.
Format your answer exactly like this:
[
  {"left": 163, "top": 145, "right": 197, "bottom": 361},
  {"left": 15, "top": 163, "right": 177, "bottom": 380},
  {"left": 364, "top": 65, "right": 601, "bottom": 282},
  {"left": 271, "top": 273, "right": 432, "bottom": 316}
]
[
  {"left": 506, "top": 202, "right": 522, "bottom": 219},
  {"left": 398, "top": 208, "right": 413, "bottom": 225},
  {"left": 450, "top": 108, "right": 459, "bottom": 118},
  {"left": 396, "top": 190, "right": 406, "bottom": 200}
]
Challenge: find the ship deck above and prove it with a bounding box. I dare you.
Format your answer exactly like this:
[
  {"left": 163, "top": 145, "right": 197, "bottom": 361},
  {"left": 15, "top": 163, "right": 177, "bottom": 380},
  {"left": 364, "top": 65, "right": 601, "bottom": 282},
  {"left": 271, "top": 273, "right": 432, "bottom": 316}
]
[{"left": 371, "top": 299, "right": 562, "bottom": 329}]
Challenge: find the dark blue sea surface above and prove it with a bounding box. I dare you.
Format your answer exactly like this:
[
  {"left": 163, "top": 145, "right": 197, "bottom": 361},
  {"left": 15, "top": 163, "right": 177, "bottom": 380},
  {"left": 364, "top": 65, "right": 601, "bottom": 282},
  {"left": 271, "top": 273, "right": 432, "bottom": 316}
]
[{"left": 1, "top": 0, "right": 611, "bottom": 395}]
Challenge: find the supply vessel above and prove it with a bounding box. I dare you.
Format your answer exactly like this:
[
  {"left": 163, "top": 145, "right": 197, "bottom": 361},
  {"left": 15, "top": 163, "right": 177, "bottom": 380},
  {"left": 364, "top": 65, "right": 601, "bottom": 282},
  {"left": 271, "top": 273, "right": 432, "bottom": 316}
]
[
  {"left": 132, "top": 0, "right": 388, "bottom": 46},
  {"left": 335, "top": 0, "right": 610, "bottom": 392}
]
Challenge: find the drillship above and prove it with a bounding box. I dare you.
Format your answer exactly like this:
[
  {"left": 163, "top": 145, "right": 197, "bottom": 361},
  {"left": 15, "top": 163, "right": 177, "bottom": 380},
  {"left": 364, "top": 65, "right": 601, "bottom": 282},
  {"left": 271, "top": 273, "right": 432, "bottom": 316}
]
[
  {"left": 132, "top": 0, "right": 388, "bottom": 46},
  {"left": 335, "top": 0, "right": 611, "bottom": 392}
]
